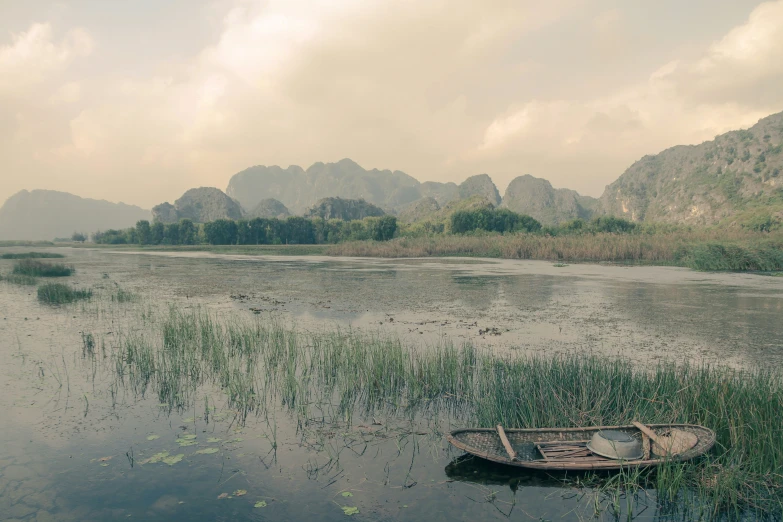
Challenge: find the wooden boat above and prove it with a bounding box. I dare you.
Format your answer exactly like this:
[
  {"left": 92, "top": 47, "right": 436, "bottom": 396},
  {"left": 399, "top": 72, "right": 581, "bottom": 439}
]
[{"left": 447, "top": 423, "right": 716, "bottom": 471}]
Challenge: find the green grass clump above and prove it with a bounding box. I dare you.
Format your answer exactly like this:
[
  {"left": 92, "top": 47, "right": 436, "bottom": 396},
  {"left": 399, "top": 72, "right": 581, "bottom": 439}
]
[
  {"left": 1, "top": 252, "right": 65, "bottom": 259},
  {"left": 13, "top": 259, "right": 74, "bottom": 277},
  {"left": 37, "top": 283, "right": 92, "bottom": 304},
  {"left": 2, "top": 273, "right": 38, "bottom": 285}
]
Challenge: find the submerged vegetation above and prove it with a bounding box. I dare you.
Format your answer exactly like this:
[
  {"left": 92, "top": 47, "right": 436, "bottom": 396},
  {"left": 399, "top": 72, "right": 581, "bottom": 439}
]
[
  {"left": 94, "top": 306, "right": 783, "bottom": 519},
  {"left": 37, "top": 283, "right": 92, "bottom": 304},
  {"left": 1, "top": 251, "right": 65, "bottom": 259},
  {"left": 13, "top": 259, "right": 74, "bottom": 277}
]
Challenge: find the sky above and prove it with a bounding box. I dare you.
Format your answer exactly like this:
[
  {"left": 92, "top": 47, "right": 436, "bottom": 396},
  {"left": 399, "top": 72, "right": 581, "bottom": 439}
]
[{"left": 1, "top": 0, "right": 783, "bottom": 209}]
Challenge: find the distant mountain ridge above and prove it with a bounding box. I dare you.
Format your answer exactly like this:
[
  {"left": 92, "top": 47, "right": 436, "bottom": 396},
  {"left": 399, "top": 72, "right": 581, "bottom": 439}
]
[
  {"left": 225, "top": 159, "right": 503, "bottom": 214},
  {"left": 6, "top": 111, "right": 782, "bottom": 239},
  {"left": 0, "top": 190, "right": 150, "bottom": 240}
]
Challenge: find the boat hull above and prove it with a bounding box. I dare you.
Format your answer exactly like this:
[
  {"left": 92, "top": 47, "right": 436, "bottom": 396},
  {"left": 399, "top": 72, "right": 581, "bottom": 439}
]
[{"left": 447, "top": 424, "right": 715, "bottom": 471}]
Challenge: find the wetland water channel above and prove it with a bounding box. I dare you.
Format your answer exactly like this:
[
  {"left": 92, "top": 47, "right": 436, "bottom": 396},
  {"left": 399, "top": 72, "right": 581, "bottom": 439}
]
[{"left": 0, "top": 248, "right": 781, "bottom": 521}]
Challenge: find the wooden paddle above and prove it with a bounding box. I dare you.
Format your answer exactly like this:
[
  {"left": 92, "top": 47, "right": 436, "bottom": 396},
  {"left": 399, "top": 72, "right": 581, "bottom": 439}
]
[
  {"left": 633, "top": 421, "right": 698, "bottom": 457},
  {"left": 496, "top": 425, "right": 518, "bottom": 461}
]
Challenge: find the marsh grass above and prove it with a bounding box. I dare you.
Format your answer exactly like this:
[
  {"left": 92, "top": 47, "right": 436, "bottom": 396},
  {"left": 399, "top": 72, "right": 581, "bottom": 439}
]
[
  {"left": 1, "top": 273, "right": 38, "bottom": 285},
  {"left": 101, "top": 306, "right": 782, "bottom": 519},
  {"left": 13, "top": 259, "right": 74, "bottom": 277},
  {"left": 1, "top": 252, "right": 65, "bottom": 259},
  {"left": 37, "top": 283, "right": 92, "bottom": 304},
  {"left": 327, "top": 231, "right": 783, "bottom": 271}
]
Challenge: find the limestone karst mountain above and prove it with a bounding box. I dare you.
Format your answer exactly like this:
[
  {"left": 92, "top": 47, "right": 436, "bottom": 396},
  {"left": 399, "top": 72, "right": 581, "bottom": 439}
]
[
  {"left": 224, "top": 159, "right": 502, "bottom": 215},
  {"left": 152, "top": 187, "right": 243, "bottom": 224},
  {"left": 502, "top": 175, "right": 597, "bottom": 226},
  {"left": 303, "top": 197, "right": 386, "bottom": 221},
  {"left": 597, "top": 111, "right": 783, "bottom": 226}
]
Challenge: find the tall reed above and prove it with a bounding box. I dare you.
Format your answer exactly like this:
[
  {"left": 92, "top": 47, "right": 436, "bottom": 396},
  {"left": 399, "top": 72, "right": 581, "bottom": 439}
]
[{"left": 103, "top": 306, "right": 782, "bottom": 518}]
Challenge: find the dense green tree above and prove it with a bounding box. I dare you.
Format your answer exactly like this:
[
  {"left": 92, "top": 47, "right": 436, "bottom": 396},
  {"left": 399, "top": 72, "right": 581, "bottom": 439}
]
[
  {"left": 590, "top": 216, "right": 636, "bottom": 233},
  {"left": 135, "top": 220, "right": 152, "bottom": 245},
  {"left": 151, "top": 221, "right": 165, "bottom": 244},
  {"left": 163, "top": 222, "right": 180, "bottom": 245},
  {"left": 450, "top": 208, "right": 540, "bottom": 234},
  {"left": 178, "top": 219, "right": 196, "bottom": 245},
  {"left": 367, "top": 215, "right": 397, "bottom": 241},
  {"left": 204, "top": 219, "right": 238, "bottom": 245},
  {"left": 285, "top": 216, "right": 315, "bottom": 244}
]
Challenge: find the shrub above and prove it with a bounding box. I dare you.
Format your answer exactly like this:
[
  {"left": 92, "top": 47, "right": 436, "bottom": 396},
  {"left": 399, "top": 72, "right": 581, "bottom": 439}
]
[
  {"left": 450, "top": 208, "right": 541, "bottom": 234},
  {"left": 589, "top": 216, "right": 637, "bottom": 233},
  {"left": 13, "top": 260, "right": 74, "bottom": 277},
  {"left": 37, "top": 283, "right": 92, "bottom": 304}
]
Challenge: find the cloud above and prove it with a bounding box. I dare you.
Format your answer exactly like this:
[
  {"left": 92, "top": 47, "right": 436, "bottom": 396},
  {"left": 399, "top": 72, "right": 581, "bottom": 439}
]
[
  {"left": 673, "top": 0, "right": 783, "bottom": 105},
  {"left": 2, "top": 0, "right": 783, "bottom": 207},
  {"left": 49, "top": 82, "right": 81, "bottom": 104},
  {"left": 0, "top": 23, "right": 92, "bottom": 94},
  {"left": 472, "top": 0, "right": 783, "bottom": 194}
]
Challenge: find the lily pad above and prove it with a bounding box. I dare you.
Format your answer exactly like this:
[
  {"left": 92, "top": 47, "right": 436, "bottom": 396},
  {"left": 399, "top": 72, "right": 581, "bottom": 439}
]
[
  {"left": 226, "top": 437, "right": 244, "bottom": 443},
  {"left": 175, "top": 439, "right": 198, "bottom": 447},
  {"left": 141, "top": 451, "right": 170, "bottom": 464},
  {"left": 342, "top": 506, "right": 359, "bottom": 516},
  {"left": 100, "top": 463, "right": 110, "bottom": 467},
  {"left": 162, "top": 454, "right": 184, "bottom": 466},
  {"left": 233, "top": 489, "right": 247, "bottom": 497},
  {"left": 341, "top": 492, "right": 353, "bottom": 497},
  {"left": 146, "top": 435, "right": 160, "bottom": 441},
  {"left": 206, "top": 437, "right": 222, "bottom": 443},
  {"left": 195, "top": 447, "right": 219, "bottom": 455},
  {"left": 254, "top": 501, "right": 267, "bottom": 508},
  {"left": 217, "top": 493, "right": 228, "bottom": 500},
  {"left": 181, "top": 434, "right": 197, "bottom": 440}
]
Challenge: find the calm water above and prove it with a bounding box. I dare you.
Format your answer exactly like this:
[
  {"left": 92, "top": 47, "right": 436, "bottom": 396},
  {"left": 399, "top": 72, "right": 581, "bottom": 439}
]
[{"left": 1, "top": 248, "right": 781, "bottom": 521}]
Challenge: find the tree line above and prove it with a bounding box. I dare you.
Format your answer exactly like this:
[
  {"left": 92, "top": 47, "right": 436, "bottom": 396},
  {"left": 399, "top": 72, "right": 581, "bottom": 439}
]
[
  {"left": 91, "top": 210, "right": 640, "bottom": 246},
  {"left": 93, "top": 215, "right": 398, "bottom": 246}
]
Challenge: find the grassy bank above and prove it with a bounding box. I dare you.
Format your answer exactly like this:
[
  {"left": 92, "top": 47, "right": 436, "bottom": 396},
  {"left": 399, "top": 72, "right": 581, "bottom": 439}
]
[
  {"left": 327, "top": 230, "right": 783, "bottom": 271},
  {"left": 12, "top": 259, "right": 74, "bottom": 277},
  {"left": 101, "top": 307, "right": 782, "bottom": 518}
]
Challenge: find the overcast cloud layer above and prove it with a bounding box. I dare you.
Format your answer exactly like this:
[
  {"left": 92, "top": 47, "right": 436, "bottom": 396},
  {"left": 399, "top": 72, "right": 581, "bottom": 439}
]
[{"left": 1, "top": 0, "right": 782, "bottom": 208}]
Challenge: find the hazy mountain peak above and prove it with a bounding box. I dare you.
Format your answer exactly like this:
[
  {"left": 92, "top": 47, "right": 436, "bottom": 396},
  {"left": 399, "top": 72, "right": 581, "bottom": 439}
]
[{"left": 0, "top": 189, "right": 150, "bottom": 240}]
